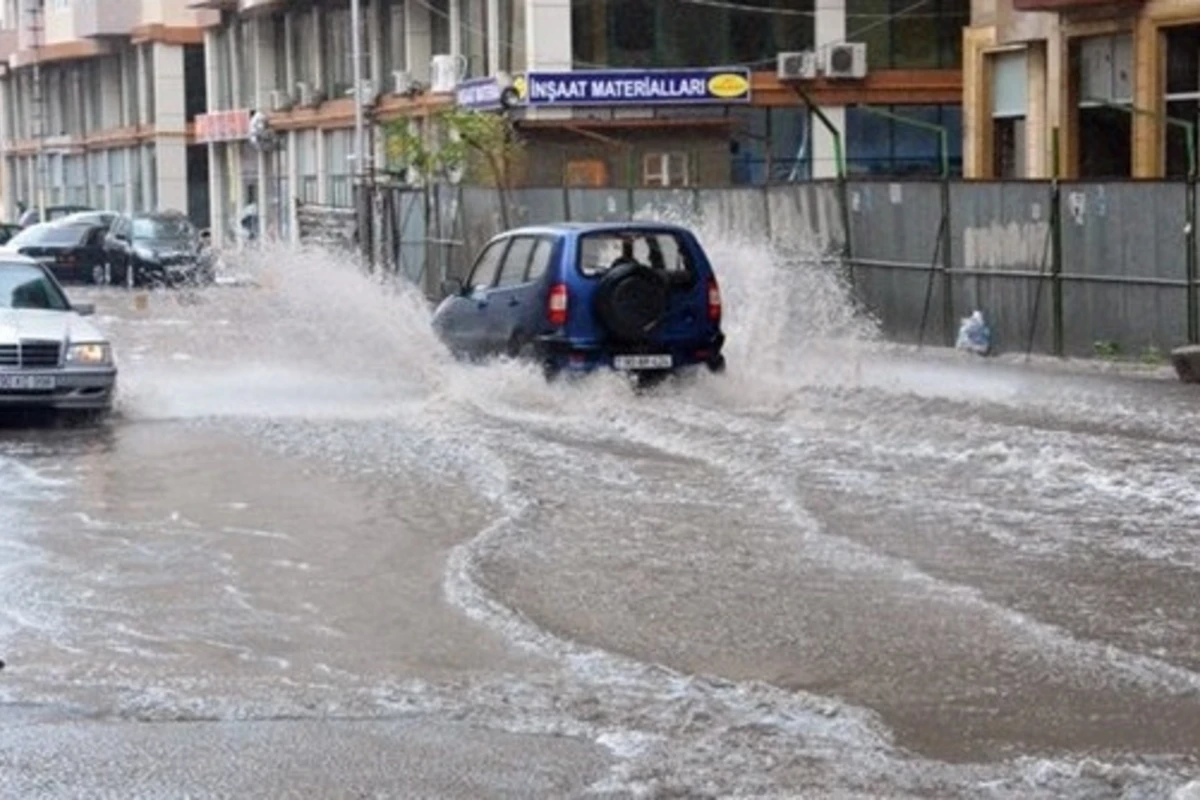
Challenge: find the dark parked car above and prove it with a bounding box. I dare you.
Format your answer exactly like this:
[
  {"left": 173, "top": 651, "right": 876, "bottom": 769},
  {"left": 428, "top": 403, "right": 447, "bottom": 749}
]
[
  {"left": 1, "top": 221, "right": 109, "bottom": 285},
  {"left": 57, "top": 210, "right": 119, "bottom": 233},
  {"left": 0, "top": 223, "right": 21, "bottom": 246},
  {"left": 431, "top": 222, "right": 725, "bottom": 382},
  {"left": 105, "top": 211, "right": 215, "bottom": 287}
]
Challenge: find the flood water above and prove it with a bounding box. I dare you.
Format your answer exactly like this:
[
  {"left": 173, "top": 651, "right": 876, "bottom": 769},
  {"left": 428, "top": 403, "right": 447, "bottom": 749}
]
[{"left": 1, "top": 231, "right": 1199, "bottom": 798}]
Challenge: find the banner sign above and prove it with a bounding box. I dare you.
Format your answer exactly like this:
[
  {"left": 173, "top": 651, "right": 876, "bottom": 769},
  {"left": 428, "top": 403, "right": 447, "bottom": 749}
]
[
  {"left": 456, "top": 77, "right": 505, "bottom": 111},
  {"left": 519, "top": 68, "right": 752, "bottom": 107},
  {"left": 195, "top": 109, "right": 252, "bottom": 143}
]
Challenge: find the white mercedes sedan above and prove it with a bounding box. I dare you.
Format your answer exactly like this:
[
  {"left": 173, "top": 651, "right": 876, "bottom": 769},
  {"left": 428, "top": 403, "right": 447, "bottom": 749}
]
[{"left": 0, "top": 255, "right": 117, "bottom": 416}]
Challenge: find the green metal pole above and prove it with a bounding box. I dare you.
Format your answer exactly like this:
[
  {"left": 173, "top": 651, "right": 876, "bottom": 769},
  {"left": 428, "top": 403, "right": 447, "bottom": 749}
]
[{"left": 792, "top": 88, "right": 852, "bottom": 270}]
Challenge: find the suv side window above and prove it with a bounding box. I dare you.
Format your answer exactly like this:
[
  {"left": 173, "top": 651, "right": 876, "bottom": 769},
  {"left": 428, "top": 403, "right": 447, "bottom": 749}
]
[
  {"left": 496, "top": 236, "right": 536, "bottom": 287},
  {"left": 468, "top": 238, "right": 509, "bottom": 291},
  {"left": 526, "top": 238, "right": 554, "bottom": 282}
]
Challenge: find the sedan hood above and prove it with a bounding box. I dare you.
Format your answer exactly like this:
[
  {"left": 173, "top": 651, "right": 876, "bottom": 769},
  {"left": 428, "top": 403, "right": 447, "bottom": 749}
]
[{"left": 0, "top": 309, "right": 105, "bottom": 344}]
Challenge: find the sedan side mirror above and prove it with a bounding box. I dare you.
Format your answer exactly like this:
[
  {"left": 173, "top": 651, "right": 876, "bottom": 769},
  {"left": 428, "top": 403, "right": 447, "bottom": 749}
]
[
  {"left": 73, "top": 302, "right": 95, "bottom": 317},
  {"left": 440, "top": 277, "right": 464, "bottom": 297}
]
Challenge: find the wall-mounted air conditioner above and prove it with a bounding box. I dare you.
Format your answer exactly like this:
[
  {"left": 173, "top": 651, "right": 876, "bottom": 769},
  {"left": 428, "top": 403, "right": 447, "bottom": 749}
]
[
  {"left": 393, "top": 70, "right": 414, "bottom": 96},
  {"left": 823, "top": 43, "right": 868, "bottom": 79},
  {"left": 269, "top": 89, "right": 292, "bottom": 112},
  {"left": 777, "top": 51, "right": 818, "bottom": 81}
]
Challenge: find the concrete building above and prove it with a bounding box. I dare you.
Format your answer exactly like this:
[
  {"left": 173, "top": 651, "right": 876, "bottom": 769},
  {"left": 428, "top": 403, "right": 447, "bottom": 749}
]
[
  {"left": 193, "top": 0, "right": 967, "bottom": 245},
  {"left": 0, "top": 0, "right": 216, "bottom": 223},
  {"left": 964, "top": 0, "right": 1200, "bottom": 179}
]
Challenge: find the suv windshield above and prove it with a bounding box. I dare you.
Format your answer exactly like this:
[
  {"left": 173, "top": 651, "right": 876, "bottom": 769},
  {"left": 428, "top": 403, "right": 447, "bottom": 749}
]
[
  {"left": 7, "top": 223, "right": 92, "bottom": 249},
  {"left": 132, "top": 216, "right": 194, "bottom": 242},
  {"left": 578, "top": 231, "right": 693, "bottom": 279},
  {"left": 0, "top": 263, "right": 69, "bottom": 310}
]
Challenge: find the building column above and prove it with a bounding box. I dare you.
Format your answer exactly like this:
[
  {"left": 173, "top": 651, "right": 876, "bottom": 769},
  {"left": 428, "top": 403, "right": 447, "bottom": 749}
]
[
  {"left": 524, "top": 0, "right": 570, "bottom": 120},
  {"left": 812, "top": 0, "right": 845, "bottom": 179},
  {"left": 1026, "top": 43, "right": 1049, "bottom": 178},
  {"left": 1132, "top": 16, "right": 1163, "bottom": 178},
  {"left": 152, "top": 42, "right": 188, "bottom": 214},
  {"left": 962, "top": 25, "right": 997, "bottom": 179},
  {"left": 487, "top": 0, "right": 501, "bottom": 75},
  {"left": 368, "top": 0, "right": 384, "bottom": 93},
  {"left": 287, "top": 129, "right": 299, "bottom": 243},
  {"left": 450, "top": 0, "right": 462, "bottom": 61}
]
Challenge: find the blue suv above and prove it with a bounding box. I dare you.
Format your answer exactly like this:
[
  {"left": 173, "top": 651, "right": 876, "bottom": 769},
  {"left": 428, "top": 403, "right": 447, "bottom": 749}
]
[{"left": 432, "top": 222, "right": 726, "bottom": 380}]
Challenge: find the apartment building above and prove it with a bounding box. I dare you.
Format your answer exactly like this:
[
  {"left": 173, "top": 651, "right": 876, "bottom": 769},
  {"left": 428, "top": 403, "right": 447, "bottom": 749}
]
[
  {"left": 196, "top": 0, "right": 969, "bottom": 244},
  {"left": 964, "top": 0, "right": 1200, "bottom": 179},
  {"left": 0, "top": 0, "right": 215, "bottom": 223}
]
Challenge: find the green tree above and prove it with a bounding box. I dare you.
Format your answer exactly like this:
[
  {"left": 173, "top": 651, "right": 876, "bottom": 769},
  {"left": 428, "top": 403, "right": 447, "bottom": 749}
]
[{"left": 384, "top": 108, "right": 522, "bottom": 227}]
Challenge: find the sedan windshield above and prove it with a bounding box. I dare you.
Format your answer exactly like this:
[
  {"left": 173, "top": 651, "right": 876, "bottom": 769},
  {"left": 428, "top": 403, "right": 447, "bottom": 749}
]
[
  {"left": 0, "top": 263, "right": 70, "bottom": 310},
  {"left": 132, "top": 217, "right": 194, "bottom": 242}
]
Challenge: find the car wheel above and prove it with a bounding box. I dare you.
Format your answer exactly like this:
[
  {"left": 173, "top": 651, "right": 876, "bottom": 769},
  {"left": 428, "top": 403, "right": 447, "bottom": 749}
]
[
  {"left": 706, "top": 354, "right": 727, "bottom": 374},
  {"left": 91, "top": 264, "right": 108, "bottom": 286}
]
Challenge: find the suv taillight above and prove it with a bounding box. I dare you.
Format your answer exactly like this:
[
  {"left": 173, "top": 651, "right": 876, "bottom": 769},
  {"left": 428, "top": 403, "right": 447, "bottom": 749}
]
[
  {"left": 548, "top": 283, "right": 568, "bottom": 327},
  {"left": 707, "top": 276, "right": 722, "bottom": 324}
]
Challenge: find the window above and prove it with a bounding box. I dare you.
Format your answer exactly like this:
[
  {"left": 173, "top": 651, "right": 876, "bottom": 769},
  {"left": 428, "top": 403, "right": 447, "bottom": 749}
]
[
  {"left": 577, "top": 231, "right": 692, "bottom": 278},
  {"left": 428, "top": 0, "right": 450, "bottom": 57},
  {"left": 499, "top": 0, "right": 526, "bottom": 73},
  {"left": 846, "top": 104, "right": 963, "bottom": 176},
  {"left": 323, "top": 5, "right": 352, "bottom": 96},
  {"left": 846, "top": 0, "right": 967, "bottom": 70},
  {"left": 386, "top": 1, "right": 407, "bottom": 75},
  {"left": 991, "top": 50, "right": 1026, "bottom": 178},
  {"left": 468, "top": 239, "right": 508, "bottom": 289},
  {"left": 1073, "top": 35, "right": 1132, "bottom": 178},
  {"left": 497, "top": 236, "right": 536, "bottom": 286},
  {"left": 132, "top": 215, "right": 195, "bottom": 242},
  {"left": 1166, "top": 25, "right": 1200, "bottom": 177},
  {"left": 461, "top": 0, "right": 489, "bottom": 77},
  {"left": 527, "top": 239, "right": 554, "bottom": 282},
  {"left": 571, "top": 0, "right": 813, "bottom": 69},
  {"left": 643, "top": 152, "right": 689, "bottom": 187}
]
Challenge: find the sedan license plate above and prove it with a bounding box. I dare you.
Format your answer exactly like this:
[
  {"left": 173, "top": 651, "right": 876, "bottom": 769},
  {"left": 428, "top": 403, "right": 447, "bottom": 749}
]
[
  {"left": 613, "top": 354, "right": 672, "bottom": 370},
  {"left": 0, "top": 374, "right": 55, "bottom": 391}
]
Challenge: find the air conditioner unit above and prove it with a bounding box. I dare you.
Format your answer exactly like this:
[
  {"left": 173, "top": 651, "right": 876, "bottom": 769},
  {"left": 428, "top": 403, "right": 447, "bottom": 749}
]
[
  {"left": 294, "top": 81, "right": 316, "bottom": 107},
  {"left": 269, "top": 89, "right": 292, "bottom": 112},
  {"left": 777, "top": 51, "right": 818, "bottom": 81},
  {"left": 392, "top": 70, "right": 414, "bottom": 95},
  {"left": 823, "top": 43, "right": 867, "bottom": 79}
]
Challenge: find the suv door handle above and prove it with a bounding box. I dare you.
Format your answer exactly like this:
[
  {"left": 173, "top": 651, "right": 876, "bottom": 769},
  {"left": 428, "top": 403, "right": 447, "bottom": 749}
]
[{"left": 507, "top": 298, "right": 520, "bottom": 307}]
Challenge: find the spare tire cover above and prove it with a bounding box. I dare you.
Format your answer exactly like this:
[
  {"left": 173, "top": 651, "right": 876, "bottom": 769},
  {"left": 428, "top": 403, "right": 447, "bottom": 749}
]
[{"left": 593, "top": 263, "right": 670, "bottom": 342}]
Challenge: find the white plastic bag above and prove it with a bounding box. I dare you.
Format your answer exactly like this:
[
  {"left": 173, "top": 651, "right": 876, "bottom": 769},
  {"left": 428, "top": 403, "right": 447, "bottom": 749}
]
[{"left": 955, "top": 309, "right": 992, "bottom": 355}]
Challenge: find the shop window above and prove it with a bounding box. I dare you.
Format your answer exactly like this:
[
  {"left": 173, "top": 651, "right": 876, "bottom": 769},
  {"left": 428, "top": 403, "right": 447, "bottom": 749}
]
[
  {"left": 1072, "top": 36, "right": 1132, "bottom": 178},
  {"left": 847, "top": 0, "right": 967, "bottom": 70},
  {"left": 643, "top": 152, "right": 689, "bottom": 187},
  {"left": 846, "top": 104, "right": 963, "bottom": 176},
  {"left": 499, "top": 0, "right": 527, "bottom": 73}
]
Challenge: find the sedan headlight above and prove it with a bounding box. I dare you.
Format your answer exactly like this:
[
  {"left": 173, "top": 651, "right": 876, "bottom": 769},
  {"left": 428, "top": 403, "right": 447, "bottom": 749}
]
[{"left": 67, "top": 342, "right": 112, "bottom": 366}]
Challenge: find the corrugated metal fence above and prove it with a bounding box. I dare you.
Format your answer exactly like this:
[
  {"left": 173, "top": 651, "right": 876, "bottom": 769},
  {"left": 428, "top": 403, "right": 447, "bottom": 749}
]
[{"left": 349, "top": 179, "right": 1198, "bottom": 358}]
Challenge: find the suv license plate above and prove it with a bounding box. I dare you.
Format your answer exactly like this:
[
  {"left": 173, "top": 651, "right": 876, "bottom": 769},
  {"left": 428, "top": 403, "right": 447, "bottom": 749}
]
[
  {"left": 0, "top": 374, "right": 55, "bottom": 391},
  {"left": 614, "top": 354, "right": 672, "bottom": 370}
]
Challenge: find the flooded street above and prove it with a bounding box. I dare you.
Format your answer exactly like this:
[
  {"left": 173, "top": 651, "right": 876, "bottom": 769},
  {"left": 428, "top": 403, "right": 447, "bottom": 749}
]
[{"left": 2, "top": 240, "right": 1199, "bottom": 798}]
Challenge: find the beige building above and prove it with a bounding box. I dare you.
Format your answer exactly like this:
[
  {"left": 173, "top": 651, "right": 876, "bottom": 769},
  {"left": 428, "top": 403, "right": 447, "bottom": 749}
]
[
  {"left": 965, "top": 0, "right": 1200, "bottom": 179},
  {"left": 0, "top": 0, "right": 216, "bottom": 222}
]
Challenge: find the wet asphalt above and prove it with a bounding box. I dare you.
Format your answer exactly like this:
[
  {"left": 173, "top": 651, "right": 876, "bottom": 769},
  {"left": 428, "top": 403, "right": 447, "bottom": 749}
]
[{"left": 1, "top": 270, "right": 1199, "bottom": 799}]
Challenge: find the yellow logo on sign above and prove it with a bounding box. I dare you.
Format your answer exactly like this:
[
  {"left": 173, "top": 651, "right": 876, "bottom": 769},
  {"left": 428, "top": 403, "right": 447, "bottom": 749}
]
[
  {"left": 512, "top": 75, "right": 528, "bottom": 100},
  {"left": 707, "top": 72, "right": 749, "bottom": 99}
]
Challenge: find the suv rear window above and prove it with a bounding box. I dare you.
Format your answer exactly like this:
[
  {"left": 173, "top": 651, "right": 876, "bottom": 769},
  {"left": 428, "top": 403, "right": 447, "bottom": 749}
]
[{"left": 578, "top": 231, "right": 693, "bottom": 279}]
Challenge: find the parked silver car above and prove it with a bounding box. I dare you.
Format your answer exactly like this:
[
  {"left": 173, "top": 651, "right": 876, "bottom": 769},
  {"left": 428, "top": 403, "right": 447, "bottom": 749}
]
[{"left": 0, "top": 256, "right": 117, "bottom": 415}]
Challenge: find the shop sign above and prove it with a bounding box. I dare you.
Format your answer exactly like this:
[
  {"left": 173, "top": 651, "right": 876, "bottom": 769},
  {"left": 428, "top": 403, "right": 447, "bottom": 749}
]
[
  {"left": 519, "top": 68, "right": 751, "bottom": 107},
  {"left": 195, "top": 110, "right": 252, "bottom": 143}
]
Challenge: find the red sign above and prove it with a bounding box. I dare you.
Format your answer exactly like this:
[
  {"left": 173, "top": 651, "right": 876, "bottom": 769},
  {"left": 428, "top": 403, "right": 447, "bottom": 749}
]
[{"left": 194, "top": 110, "right": 252, "bottom": 143}]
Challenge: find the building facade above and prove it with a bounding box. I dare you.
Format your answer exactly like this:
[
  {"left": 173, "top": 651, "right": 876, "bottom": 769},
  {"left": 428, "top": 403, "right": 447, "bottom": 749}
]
[
  {"left": 0, "top": 0, "right": 214, "bottom": 222},
  {"left": 197, "top": 0, "right": 969, "bottom": 246},
  {"left": 964, "top": 0, "right": 1200, "bottom": 179}
]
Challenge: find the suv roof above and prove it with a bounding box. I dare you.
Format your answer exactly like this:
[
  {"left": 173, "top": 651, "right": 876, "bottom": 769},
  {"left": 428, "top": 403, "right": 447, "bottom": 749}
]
[{"left": 500, "top": 221, "right": 696, "bottom": 238}]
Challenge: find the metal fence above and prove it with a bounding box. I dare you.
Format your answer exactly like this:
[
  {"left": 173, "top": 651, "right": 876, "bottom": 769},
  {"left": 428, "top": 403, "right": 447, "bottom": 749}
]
[{"left": 344, "top": 179, "right": 1199, "bottom": 359}]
